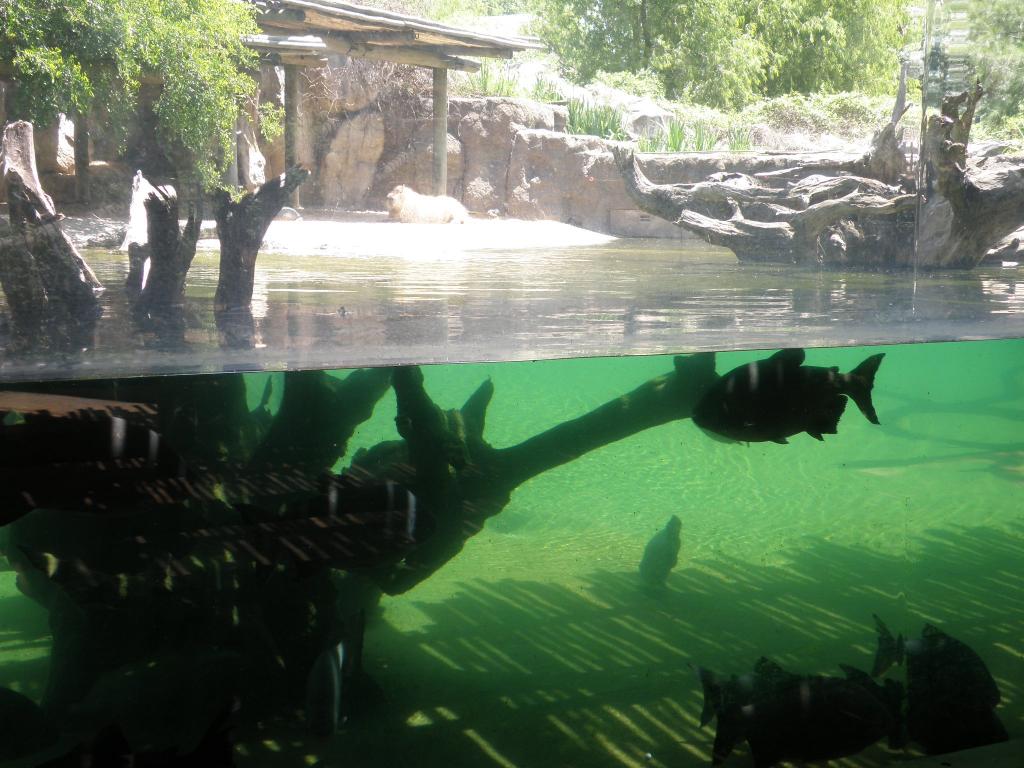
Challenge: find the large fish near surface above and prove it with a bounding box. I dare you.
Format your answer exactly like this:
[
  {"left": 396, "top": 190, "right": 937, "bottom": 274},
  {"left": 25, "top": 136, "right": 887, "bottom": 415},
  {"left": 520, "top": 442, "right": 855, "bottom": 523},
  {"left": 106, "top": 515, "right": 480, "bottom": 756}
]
[
  {"left": 697, "top": 657, "right": 895, "bottom": 767},
  {"left": 692, "top": 348, "right": 884, "bottom": 444}
]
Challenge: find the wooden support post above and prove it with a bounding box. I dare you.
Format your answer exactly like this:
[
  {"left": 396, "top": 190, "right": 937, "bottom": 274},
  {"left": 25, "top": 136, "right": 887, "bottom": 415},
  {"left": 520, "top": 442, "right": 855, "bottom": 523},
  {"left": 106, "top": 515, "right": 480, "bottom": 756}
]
[
  {"left": 284, "top": 64, "right": 301, "bottom": 209},
  {"left": 72, "top": 110, "right": 91, "bottom": 204},
  {"left": 432, "top": 67, "right": 448, "bottom": 197}
]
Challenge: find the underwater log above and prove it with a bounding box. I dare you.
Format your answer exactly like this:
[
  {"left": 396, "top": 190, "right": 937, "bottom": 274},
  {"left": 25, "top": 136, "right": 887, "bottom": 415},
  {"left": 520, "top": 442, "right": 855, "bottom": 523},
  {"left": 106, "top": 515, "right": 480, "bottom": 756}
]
[
  {"left": 368, "top": 353, "right": 720, "bottom": 594},
  {"left": 250, "top": 368, "right": 394, "bottom": 471}
]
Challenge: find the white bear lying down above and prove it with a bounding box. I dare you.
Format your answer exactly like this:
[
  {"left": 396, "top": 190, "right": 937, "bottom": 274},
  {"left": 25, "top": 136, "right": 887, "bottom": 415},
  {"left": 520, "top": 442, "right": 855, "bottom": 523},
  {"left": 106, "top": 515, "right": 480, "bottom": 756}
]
[{"left": 385, "top": 185, "right": 468, "bottom": 224}]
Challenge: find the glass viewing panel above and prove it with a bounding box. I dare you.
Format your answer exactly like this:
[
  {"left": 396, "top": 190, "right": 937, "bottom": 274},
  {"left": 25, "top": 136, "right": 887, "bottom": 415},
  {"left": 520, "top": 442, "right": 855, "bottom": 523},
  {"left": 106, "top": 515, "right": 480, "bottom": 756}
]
[{"left": 0, "top": 1, "right": 1021, "bottom": 767}]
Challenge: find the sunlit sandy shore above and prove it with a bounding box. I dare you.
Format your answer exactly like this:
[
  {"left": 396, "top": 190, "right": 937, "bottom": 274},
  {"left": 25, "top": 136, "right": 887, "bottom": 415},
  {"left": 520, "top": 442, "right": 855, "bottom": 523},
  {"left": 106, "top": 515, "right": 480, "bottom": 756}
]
[{"left": 195, "top": 215, "right": 619, "bottom": 258}]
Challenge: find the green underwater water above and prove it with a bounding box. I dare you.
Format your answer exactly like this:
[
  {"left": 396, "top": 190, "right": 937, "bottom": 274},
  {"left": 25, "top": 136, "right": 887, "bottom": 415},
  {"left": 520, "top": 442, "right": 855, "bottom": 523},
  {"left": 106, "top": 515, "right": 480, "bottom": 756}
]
[{"left": 1, "top": 338, "right": 1022, "bottom": 767}]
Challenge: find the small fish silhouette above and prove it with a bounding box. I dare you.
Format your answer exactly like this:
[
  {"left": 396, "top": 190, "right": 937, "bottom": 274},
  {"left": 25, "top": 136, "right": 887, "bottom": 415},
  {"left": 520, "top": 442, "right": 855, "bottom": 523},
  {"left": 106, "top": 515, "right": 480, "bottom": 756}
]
[{"left": 638, "top": 515, "right": 681, "bottom": 587}]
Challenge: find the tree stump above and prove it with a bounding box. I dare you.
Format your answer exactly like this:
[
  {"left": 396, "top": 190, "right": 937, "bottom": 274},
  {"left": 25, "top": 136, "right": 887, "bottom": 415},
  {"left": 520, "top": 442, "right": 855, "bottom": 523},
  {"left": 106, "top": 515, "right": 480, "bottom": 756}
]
[
  {"left": 137, "top": 186, "right": 201, "bottom": 311},
  {"left": 213, "top": 166, "right": 309, "bottom": 313},
  {"left": 0, "top": 121, "right": 102, "bottom": 350}
]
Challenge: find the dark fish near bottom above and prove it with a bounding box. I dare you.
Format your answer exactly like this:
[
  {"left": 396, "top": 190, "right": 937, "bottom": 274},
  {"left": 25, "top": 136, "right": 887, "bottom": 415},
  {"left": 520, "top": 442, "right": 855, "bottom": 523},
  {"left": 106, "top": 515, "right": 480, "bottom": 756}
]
[
  {"left": 871, "top": 612, "right": 904, "bottom": 677},
  {"left": 698, "top": 657, "right": 894, "bottom": 767},
  {"left": 0, "top": 687, "right": 58, "bottom": 761},
  {"left": 903, "top": 623, "right": 1008, "bottom": 755},
  {"left": 38, "top": 699, "right": 238, "bottom": 768},
  {"left": 692, "top": 348, "right": 884, "bottom": 444}
]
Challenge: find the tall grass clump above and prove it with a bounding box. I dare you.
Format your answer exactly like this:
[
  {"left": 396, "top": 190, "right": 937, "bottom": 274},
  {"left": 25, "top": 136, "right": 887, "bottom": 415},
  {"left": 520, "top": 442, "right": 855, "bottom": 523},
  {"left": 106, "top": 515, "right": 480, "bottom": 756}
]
[
  {"left": 462, "top": 59, "right": 520, "bottom": 97},
  {"left": 726, "top": 124, "right": 752, "bottom": 151},
  {"left": 566, "top": 99, "right": 629, "bottom": 140},
  {"left": 530, "top": 75, "right": 562, "bottom": 103}
]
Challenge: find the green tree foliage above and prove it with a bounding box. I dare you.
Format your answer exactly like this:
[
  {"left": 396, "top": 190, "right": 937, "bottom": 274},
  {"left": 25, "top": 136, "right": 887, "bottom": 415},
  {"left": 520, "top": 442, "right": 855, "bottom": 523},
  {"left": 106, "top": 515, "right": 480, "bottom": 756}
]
[
  {"left": 530, "top": 0, "right": 909, "bottom": 108},
  {"left": 0, "top": 0, "right": 259, "bottom": 188},
  {"left": 741, "top": 0, "right": 908, "bottom": 97},
  {"left": 968, "top": 0, "right": 1024, "bottom": 126}
]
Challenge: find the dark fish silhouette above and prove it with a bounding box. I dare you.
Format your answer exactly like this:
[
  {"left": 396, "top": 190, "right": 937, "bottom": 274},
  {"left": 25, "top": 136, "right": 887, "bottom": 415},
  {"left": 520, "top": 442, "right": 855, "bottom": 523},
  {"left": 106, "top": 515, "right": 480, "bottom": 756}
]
[
  {"left": 698, "top": 657, "right": 894, "bottom": 767},
  {"left": 4, "top": 472, "right": 432, "bottom": 605},
  {"left": 38, "top": 698, "right": 238, "bottom": 767},
  {"left": 692, "top": 348, "right": 884, "bottom": 444},
  {"left": 638, "top": 514, "right": 681, "bottom": 586},
  {"left": 305, "top": 641, "right": 346, "bottom": 737},
  {"left": 904, "top": 623, "right": 1008, "bottom": 755},
  {"left": 0, "top": 687, "right": 58, "bottom": 761},
  {"left": 837, "top": 664, "right": 906, "bottom": 749},
  {"left": 871, "top": 613, "right": 905, "bottom": 677}
]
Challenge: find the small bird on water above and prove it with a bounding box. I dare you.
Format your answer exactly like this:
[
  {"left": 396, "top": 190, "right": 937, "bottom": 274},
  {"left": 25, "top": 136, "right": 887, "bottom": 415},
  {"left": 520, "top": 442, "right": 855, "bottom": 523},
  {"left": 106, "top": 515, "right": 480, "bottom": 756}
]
[
  {"left": 639, "top": 514, "right": 682, "bottom": 587},
  {"left": 692, "top": 347, "right": 884, "bottom": 444}
]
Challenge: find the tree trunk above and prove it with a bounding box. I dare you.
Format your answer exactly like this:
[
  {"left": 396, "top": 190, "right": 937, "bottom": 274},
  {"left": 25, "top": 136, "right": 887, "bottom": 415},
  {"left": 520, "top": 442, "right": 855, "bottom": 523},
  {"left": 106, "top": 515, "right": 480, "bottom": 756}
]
[
  {"left": 72, "top": 109, "right": 91, "bottom": 204},
  {"left": 213, "top": 166, "right": 309, "bottom": 312},
  {"left": 138, "top": 186, "right": 201, "bottom": 309},
  {"left": 0, "top": 121, "right": 102, "bottom": 349}
]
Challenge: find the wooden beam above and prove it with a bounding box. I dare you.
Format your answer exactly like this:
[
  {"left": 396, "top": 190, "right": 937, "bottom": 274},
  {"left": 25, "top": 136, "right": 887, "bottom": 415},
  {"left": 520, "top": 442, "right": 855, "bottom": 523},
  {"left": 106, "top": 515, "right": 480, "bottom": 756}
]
[
  {"left": 334, "top": 30, "right": 418, "bottom": 44},
  {"left": 320, "top": 35, "right": 480, "bottom": 71},
  {"left": 268, "top": 0, "right": 544, "bottom": 50},
  {"left": 243, "top": 33, "right": 327, "bottom": 52},
  {"left": 432, "top": 45, "right": 514, "bottom": 59},
  {"left": 274, "top": 54, "right": 329, "bottom": 67},
  {"left": 432, "top": 67, "right": 447, "bottom": 197}
]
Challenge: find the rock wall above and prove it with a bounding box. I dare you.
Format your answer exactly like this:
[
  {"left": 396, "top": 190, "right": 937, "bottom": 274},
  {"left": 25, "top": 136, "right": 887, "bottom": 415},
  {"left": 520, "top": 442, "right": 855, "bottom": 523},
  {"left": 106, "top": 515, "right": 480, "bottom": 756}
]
[
  {"left": 320, "top": 111, "right": 385, "bottom": 207},
  {"left": 506, "top": 129, "right": 634, "bottom": 232},
  {"left": 449, "top": 97, "right": 560, "bottom": 213},
  {"left": 639, "top": 150, "right": 864, "bottom": 184}
]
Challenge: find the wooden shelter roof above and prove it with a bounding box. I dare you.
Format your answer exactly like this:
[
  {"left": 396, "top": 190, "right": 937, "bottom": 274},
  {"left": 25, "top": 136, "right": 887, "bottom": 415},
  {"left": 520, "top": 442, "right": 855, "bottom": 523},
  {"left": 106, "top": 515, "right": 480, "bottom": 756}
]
[{"left": 246, "top": 0, "right": 544, "bottom": 71}]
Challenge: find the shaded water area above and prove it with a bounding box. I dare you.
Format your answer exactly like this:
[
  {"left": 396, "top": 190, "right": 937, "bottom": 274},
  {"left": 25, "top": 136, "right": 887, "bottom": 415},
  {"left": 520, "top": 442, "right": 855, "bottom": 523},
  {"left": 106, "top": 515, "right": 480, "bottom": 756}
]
[
  {"left": 0, "top": 339, "right": 1022, "bottom": 766},
  {"left": 1, "top": 221, "right": 1024, "bottom": 380}
]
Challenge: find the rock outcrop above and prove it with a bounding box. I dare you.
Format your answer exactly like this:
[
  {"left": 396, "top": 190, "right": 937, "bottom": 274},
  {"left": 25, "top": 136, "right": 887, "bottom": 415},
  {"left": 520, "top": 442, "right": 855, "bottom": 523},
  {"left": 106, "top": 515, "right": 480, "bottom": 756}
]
[
  {"left": 34, "top": 114, "right": 76, "bottom": 174},
  {"left": 449, "top": 97, "right": 560, "bottom": 213},
  {"left": 373, "top": 123, "right": 464, "bottom": 201},
  {"left": 507, "top": 129, "right": 634, "bottom": 232},
  {"left": 320, "top": 111, "right": 386, "bottom": 208}
]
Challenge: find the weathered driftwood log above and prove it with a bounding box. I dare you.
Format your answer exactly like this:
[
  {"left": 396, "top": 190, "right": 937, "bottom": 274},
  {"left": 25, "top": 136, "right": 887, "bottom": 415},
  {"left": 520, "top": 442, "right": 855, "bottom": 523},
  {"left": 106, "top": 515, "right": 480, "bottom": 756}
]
[
  {"left": 916, "top": 84, "right": 1024, "bottom": 268},
  {"left": 0, "top": 121, "right": 102, "bottom": 348},
  {"left": 619, "top": 150, "right": 916, "bottom": 265},
  {"left": 213, "top": 166, "right": 309, "bottom": 312},
  {"left": 361, "top": 353, "right": 719, "bottom": 595},
  {"left": 752, "top": 89, "right": 912, "bottom": 188}
]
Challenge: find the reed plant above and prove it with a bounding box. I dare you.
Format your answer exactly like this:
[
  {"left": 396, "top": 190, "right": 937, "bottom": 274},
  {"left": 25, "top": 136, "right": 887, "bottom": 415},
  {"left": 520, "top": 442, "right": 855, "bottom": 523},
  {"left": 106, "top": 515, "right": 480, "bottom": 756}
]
[
  {"left": 566, "top": 99, "right": 629, "bottom": 141},
  {"left": 726, "top": 125, "right": 752, "bottom": 151},
  {"left": 530, "top": 75, "right": 562, "bottom": 103},
  {"left": 464, "top": 59, "right": 520, "bottom": 97}
]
